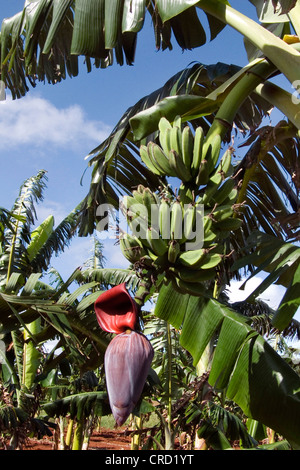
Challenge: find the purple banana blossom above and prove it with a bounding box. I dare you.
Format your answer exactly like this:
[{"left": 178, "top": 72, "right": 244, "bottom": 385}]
[
  {"left": 104, "top": 330, "right": 154, "bottom": 426},
  {"left": 94, "top": 284, "right": 154, "bottom": 426}
]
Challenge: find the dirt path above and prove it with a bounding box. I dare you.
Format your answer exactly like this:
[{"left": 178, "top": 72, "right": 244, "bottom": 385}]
[{"left": 21, "top": 428, "right": 132, "bottom": 451}]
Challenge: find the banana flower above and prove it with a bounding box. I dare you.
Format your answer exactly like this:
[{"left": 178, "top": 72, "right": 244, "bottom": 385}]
[{"left": 94, "top": 283, "right": 154, "bottom": 426}]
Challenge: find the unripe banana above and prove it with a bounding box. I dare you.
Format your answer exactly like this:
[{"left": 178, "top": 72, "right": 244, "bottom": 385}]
[
  {"left": 132, "top": 189, "right": 144, "bottom": 205},
  {"left": 146, "top": 142, "right": 170, "bottom": 175},
  {"left": 217, "top": 148, "right": 233, "bottom": 177},
  {"left": 168, "top": 150, "right": 192, "bottom": 182},
  {"left": 159, "top": 199, "right": 171, "bottom": 240},
  {"left": 168, "top": 239, "right": 181, "bottom": 264},
  {"left": 221, "top": 187, "right": 239, "bottom": 206},
  {"left": 211, "top": 177, "right": 236, "bottom": 206},
  {"left": 177, "top": 267, "right": 216, "bottom": 283},
  {"left": 182, "top": 203, "right": 196, "bottom": 244},
  {"left": 181, "top": 125, "right": 194, "bottom": 170},
  {"left": 170, "top": 200, "right": 183, "bottom": 241},
  {"left": 203, "top": 134, "right": 222, "bottom": 175},
  {"left": 191, "top": 126, "right": 204, "bottom": 177},
  {"left": 178, "top": 183, "right": 194, "bottom": 206},
  {"left": 159, "top": 117, "right": 173, "bottom": 154},
  {"left": 142, "top": 187, "right": 159, "bottom": 225},
  {"left": 211, "top": 204, "right": 233, "bottom": 222},
  {"left": 203, "top": 215, "right": 213, "bottom": 237},
  {"left": 199, "top": 252, "right": 223, "bottom": 269},
  {"left": 170, "top": 122, "right": 182, "bottom": 156},
  {"left": 200, "top": 150, "right": 233, "bottom": 206},
  {"left": 177, "top": 247, "right": 207, "bottom": 268},
  {"left": 146, "top": 227, "right": 168, "bottom": 256},
  {"left": 120, "top": 233, "right": 146, "bottom": 263},
  {"left": 140, "top": 145, "right": 162, "bottom": 176},
  {"left": 150, "top": 142, "right": 176, "bottom": 177},
  {"left": 214, "top": 217, "right": 242, "bottom": 231},
  {"left": 196, "top": 159, "right": 210, "bottom": 186}
]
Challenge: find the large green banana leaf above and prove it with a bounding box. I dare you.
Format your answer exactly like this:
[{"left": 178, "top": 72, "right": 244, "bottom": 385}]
[
  {"left": 0, "top": 0, "right": 226, "bottom": 99},
  {"left": 1, "top": 0, "right": 299, "bottom": 98},
  {"left": 154, "top": 282, "right": 300, "bottom": 447}
]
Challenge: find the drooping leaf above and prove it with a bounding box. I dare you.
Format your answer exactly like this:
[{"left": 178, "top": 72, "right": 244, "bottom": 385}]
[{"left": 154, "top": 282, "right": 300, "bottom": 446}]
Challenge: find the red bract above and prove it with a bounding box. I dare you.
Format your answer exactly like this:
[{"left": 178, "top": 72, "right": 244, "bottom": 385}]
[
  {"left": 104, "top": 330, "right": 154, "bottom": 426},
  {"left": 94, "top": 283, "right": 138, "bottom": 334}
]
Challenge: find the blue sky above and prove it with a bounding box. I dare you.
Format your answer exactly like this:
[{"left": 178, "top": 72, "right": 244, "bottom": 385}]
[{"left": 0, "top": 1, "right": 295, "bottom": 315}]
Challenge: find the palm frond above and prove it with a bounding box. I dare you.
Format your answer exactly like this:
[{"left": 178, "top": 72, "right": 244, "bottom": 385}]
[{"left": 0, "top": 1, "right": 228, "bottom": 99}]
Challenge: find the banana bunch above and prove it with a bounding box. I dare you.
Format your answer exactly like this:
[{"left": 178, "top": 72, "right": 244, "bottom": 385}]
[
  {"left": 119, "top": 180, "right": 243, "bottom": 297},
  {"left": 140, "top": 116, "right": 221, "bottom": 185}
]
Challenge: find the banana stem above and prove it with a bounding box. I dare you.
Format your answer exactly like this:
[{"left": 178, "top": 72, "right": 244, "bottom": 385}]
[
  {"left": 72, "top": 418, "right": 85, "bottom": 450},
  {"left": 205, "top": 59, "right": 276, "bottom": 145},
  {"left": 65, "top": 418, "right": 74, "bottom": 449},
  {"left": 198, "top": 0, "right": 300, "bottom": 85}
]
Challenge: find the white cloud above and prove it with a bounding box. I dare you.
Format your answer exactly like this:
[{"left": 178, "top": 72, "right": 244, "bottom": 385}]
[
  {"left": 0, "top": 95, "right": 111, "bottom": 151},
  {"left": 35, "top": 200, "right": 70, "bottom": 227}
]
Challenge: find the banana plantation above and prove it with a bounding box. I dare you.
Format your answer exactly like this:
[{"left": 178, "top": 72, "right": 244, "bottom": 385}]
[{"left": 1, "top": 0, "right": 300, "bottom": 451}]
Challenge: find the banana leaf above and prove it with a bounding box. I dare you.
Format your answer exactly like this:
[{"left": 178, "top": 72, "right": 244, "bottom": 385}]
[
  {"left": 232, "top": 231, "right": 300, "bottom": 331},
  {"left": 154, "top": 282, "right": 300, "bottom": 447}
]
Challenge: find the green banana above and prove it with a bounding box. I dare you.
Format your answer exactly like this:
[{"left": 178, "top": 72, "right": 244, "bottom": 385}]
[
  {"left": 199, "top": 252, "right": 223, "bottom": 269},
  {"left": 222, "top": 187, "right": 238, "bottom": 205},
  {"left": 214, "top": 217, "right": 243, "bottom": 231},
  {"left": 203, "top": 134, "right": 222, "bottom": 175},
  {"left": 211, "top": 204, "right": 234, "bottom": 222},
  {"left": 122, "top": 195, "right": 138, "bottom": 212},
  {"left": 217, "top": 148, "right": 233, "bottom": 177},
  {"left": 178, "top": 183, "right": 194, "bottom": 205},
  {"left": 119, "top": 232, "right": 146, "bottom": 263},
  {"left": 146, "top": 227, "right": 168, "bottom": 256},
  {"left": 140, "top": 144, "right": 163, "bottom": 175},
  {"left": 168, "top": 150, "right": 192, "bottom": 182},
  {"left": 182, "top": 203, "right": 196, "bottom": 244},
  {"left": 177, "top": 247, "right": 207, "bottom": 268},
  {"left": 211, "top": 177, "right": 236, "bottom": 206},
  {"left": 170, "top": 125, "right": 181, "bottom": 155},
  {"left": 170, "top": 200, "right": 183, "bottom": 241},
  {"left": 203, "top": 215, "right": 213, "bottom": 237},
  {"left": 181, "top": 125, "right": 194, "bottom": 170},
  {"left": 150, "top": 142, "right": 176, "bottom": 177},
  {"left": 196, "top": 158, "right": 210, "bottom": 186},
  {"left": 142, "top": 187, "right": 159, "bottom": 223},
  {"left": 132, "top": 189, "right": 144, "bottom": 205},
  {"left": 159, "top": 117, "right": 173, "bottom": 154},
  {"left": 200, "top": 150, "right": 233, "bottom": 206},
  {"left": 203, "top": 227, "right": 219, "bottom": 246},
  {"left": 127, "top": 203, "right": 149, "bottom": 242},
  {"left": 147, "top": 141, "right": 170, "bottom": 175},
  {"left": 159, "top": 199, "right": 171, "bottom": 240},
  {"left": 168, "top": 239, "right": 181, "bottom": 264},
  {"left": 191, "top": 126, "right": 204, "bottom": 177},
  {"left": 177, "top": 267, "right": 216, "bottom": 283}
]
